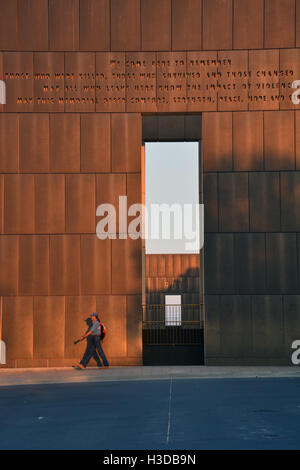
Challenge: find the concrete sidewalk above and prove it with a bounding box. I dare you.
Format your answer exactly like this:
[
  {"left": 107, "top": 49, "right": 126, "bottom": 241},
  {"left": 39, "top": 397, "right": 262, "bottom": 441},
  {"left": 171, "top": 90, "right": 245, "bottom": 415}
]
[{"left": 0, "top": 365, "right": 300, "bottom": 387}]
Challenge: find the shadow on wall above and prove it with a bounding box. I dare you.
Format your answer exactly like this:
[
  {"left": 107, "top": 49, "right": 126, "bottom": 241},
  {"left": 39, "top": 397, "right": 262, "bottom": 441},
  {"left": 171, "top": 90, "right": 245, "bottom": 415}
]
[{"left": 146, "top": 266, "right": 201, "bottom": 305}]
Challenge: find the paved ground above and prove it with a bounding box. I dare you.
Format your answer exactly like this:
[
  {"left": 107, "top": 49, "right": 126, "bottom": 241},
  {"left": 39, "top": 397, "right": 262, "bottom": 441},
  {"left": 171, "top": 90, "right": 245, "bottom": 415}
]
[
  {"left": 1, "top": 365, "right": 300, "bottom": 387},
  {"left": 0, "top": 367, "right": 300, "bottom": 450}
]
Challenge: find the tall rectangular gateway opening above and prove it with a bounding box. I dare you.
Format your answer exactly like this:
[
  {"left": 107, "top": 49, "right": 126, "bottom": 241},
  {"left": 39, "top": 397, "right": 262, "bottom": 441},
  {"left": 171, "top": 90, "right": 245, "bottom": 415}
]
[{"left": 141, "top": 115, "right": 204, "bottom": 366}]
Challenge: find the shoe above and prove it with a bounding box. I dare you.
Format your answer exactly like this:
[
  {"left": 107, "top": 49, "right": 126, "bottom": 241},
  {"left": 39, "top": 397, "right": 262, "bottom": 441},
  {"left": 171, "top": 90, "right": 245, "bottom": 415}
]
[
  {"left": 73, "top": 363, "right": 86, "bottom": 370},
  {"left": 103, "top": 366, "right": 109, "bottom": 369}
]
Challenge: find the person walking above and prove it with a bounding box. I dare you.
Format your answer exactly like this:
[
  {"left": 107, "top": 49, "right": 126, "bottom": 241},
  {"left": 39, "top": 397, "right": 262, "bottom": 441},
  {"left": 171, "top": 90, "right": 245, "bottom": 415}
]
[
  {"left": 83, "top": 317, "right": 102, "bottom": 368},
  {"left": 74, "top": 313, "right": 109, "bottom": 370}
]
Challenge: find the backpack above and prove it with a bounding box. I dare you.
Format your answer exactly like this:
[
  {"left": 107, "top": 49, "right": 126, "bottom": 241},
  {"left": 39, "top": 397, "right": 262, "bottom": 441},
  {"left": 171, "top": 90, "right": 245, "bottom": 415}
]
[{"left": 100, "top": 322, "right": 106, "bottom": 340}]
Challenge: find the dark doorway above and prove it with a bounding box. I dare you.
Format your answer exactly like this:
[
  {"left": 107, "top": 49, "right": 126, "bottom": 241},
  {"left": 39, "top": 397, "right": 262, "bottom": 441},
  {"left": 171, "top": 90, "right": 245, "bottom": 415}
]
[{"left": 141, "top": 115, "right": 204, "bottom": 366}]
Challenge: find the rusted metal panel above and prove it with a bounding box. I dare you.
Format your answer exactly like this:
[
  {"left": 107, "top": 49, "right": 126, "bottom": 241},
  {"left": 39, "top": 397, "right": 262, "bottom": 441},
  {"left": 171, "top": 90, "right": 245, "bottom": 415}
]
[
  {"left": 233, "top": 0, "right": 264, "bottom": 49},
  {"left": 81, "top": 236, "right": 111, "bottom": 294},
  {"left": 0, "top": 236, "right": 19, "bottom": 295},
  {"left": 18, "top": 0, "right": 48, "bottom": 51},
  {"left": 264, "top": 111, "right": 295, "bottom": 170},
  {"left": 111, "top": 0, "right": 140, "bottom": 51},
  {"left": 50, "top": 114, "right": 80, "bottom": 172},
  {"left": 4, "top": 174, "right": 35, "bottom": 234},
  {"left": 49, "top": 0, "right": 79, "bottom": 51},
  {"left": 172, "top": 0, "right": 202, "bottom": 51},
  {"left": 187, "top": 52, "right": 218, "bottom": 112},
  {"left": 203, "top": 0, "right": 232, "bottom": 50},
  {"left": 202, "top": 112, "right": 233, "bottom": 172},
  {"left": 19, "top": 235, "right": 49, "bottom": 295},
  {"left": 204, "top": 295, "right": 221, "bottom": 357},
  {"left": 34, "top": 52, "right": 65, "bottom": 113},
  {"left": 49, "top": 235, "right": 80, "bottom": 295},
  {"left": 156, "top": 52, "right": 187, "bottom": 113},
  {"left": 281, "top": 172, "right": 300, "bottom": 231},
  {"left": 96, "top": 173, "right": 126, "bottom": 234},
  {"left": 141, "top": 0, "right": 171, "bottom": 51},
  {"left": 217, "top": 50, "right": 249, "bottom": 111},
  {"left": 233, "top": 112, "right": 264, "bottom": 171},
  {"left": 204, "top": 234, "right": 235, "bottom": 294},
  {"left": 111, "top": 113, "right": 141, "bottom": 172},
  {"left": 165, "top": 256, "right": 174, "bottom": 278},
  {"left": 297, "top": 0, "right": 300, "bottom": 47},
  {"left": 127, "top": 173, "right": 141, "bottom": 215},
  {"left": 266, "top": 234, "right": 298, "bottom": 294},
  {"left": 0, "top": 176, "right": 2, "bottom": 233},
  {"left": 297, "top": 111, "right": 300, "bottom": 169},
  {"left": 284, "top": 295, "right": 300, "bottom": 349},
  {"left": 65, "top": 295, "right": 96, "bottom": 358},
  {"left": 145, "top": 255, "right": 150, "bottom": 277},
  {"left": 4, "top": 52, "right": 34, "bottom": 112},
  {"left": 235, "top": 234, "right": 266, "bottom": 294},
  {"left": 35, "top": 174, "right": 65, "bottom": 234},
  {"left": 66, "top": 174, "right": 95, "bottom": 233},
  {"left": 19, "top": 114, "right": 49, "bottom": 172},
  {"left": 126, "top": 52, "right": 157, "bottom": 113},
  {"left": 33, "top": 296, "right": 65, "bottom": 359},
  {"left": 173, "top": 255, "right": 182, "bottom": 278},
  {"left": 249, "top": 172, "right": 280, "bottom": 232},
  {"left": 279, "top": 49, "right": 300, "bottom": 110},
  {"left": 157, "top": 255, "right": 166, "bottom": 277},
  {"left": 265, "top": 0, "right": 295, "bottom": 48},
  {"left": 81, "top": 114, "right": 111, "bottom": 172},
  {"left": 79, "top": 0, "right": 110, "bottom": 51},
  {"left": 0, "top": 0, "right": 17, "bottom": 50},
  {"left": 96, "top": 295, "right": 127, "bottom": 357},
  {"left": 0, "top": 114, "right": 19, "bottom": 172},
  {"left": 126, "top": 294, "right": 142, "bottom": 358},
  {"left": 0, "top": 52, "right": 3, "bottom": 113},
  {"left": 65, "top": 52, "right": 95, "bottom": 113},
  {"left": 2, "top": 297, "right": 33, "bottom": 360},
  {"left": 219, "top": 295, "right": 251, "bottom": 357},
  {"left": 148, "top": 255, "right": 158, "bottom": 278},
  {"left": 112, "top": 239, "right": 141, "bottom": 295},
  {"left": 96, "top": 52, "right": 126, "bottom": 112},
  {"left": 219, "top": 173, "right": 249, "bottom": 232},
  {"left": 252, "top": 296, "right": 284, "bottom": 356},
  {"left": 249, "top": 50, "right": 280, "bottom": 111},
  {"left": 203, "top": 173, "right": 218, "bottom": 232}
]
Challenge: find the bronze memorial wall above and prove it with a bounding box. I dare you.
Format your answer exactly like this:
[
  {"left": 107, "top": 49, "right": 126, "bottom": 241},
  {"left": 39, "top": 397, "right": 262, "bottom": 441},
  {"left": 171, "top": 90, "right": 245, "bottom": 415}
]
[{"left": 0, "top": 0, "right": 300, "bottom": 367}]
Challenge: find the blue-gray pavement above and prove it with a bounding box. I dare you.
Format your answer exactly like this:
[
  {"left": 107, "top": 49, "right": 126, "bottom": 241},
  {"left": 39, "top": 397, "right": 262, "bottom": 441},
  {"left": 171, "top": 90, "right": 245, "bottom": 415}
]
[{"left": 0, "top": 377, "right": 300, "bottom": 450}]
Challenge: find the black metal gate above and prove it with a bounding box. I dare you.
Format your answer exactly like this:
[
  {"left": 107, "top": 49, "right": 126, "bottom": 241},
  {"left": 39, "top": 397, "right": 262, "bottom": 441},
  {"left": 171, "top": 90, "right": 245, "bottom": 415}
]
[{"left": 142, "top": 304, "right": 204, "bottom": 365}]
